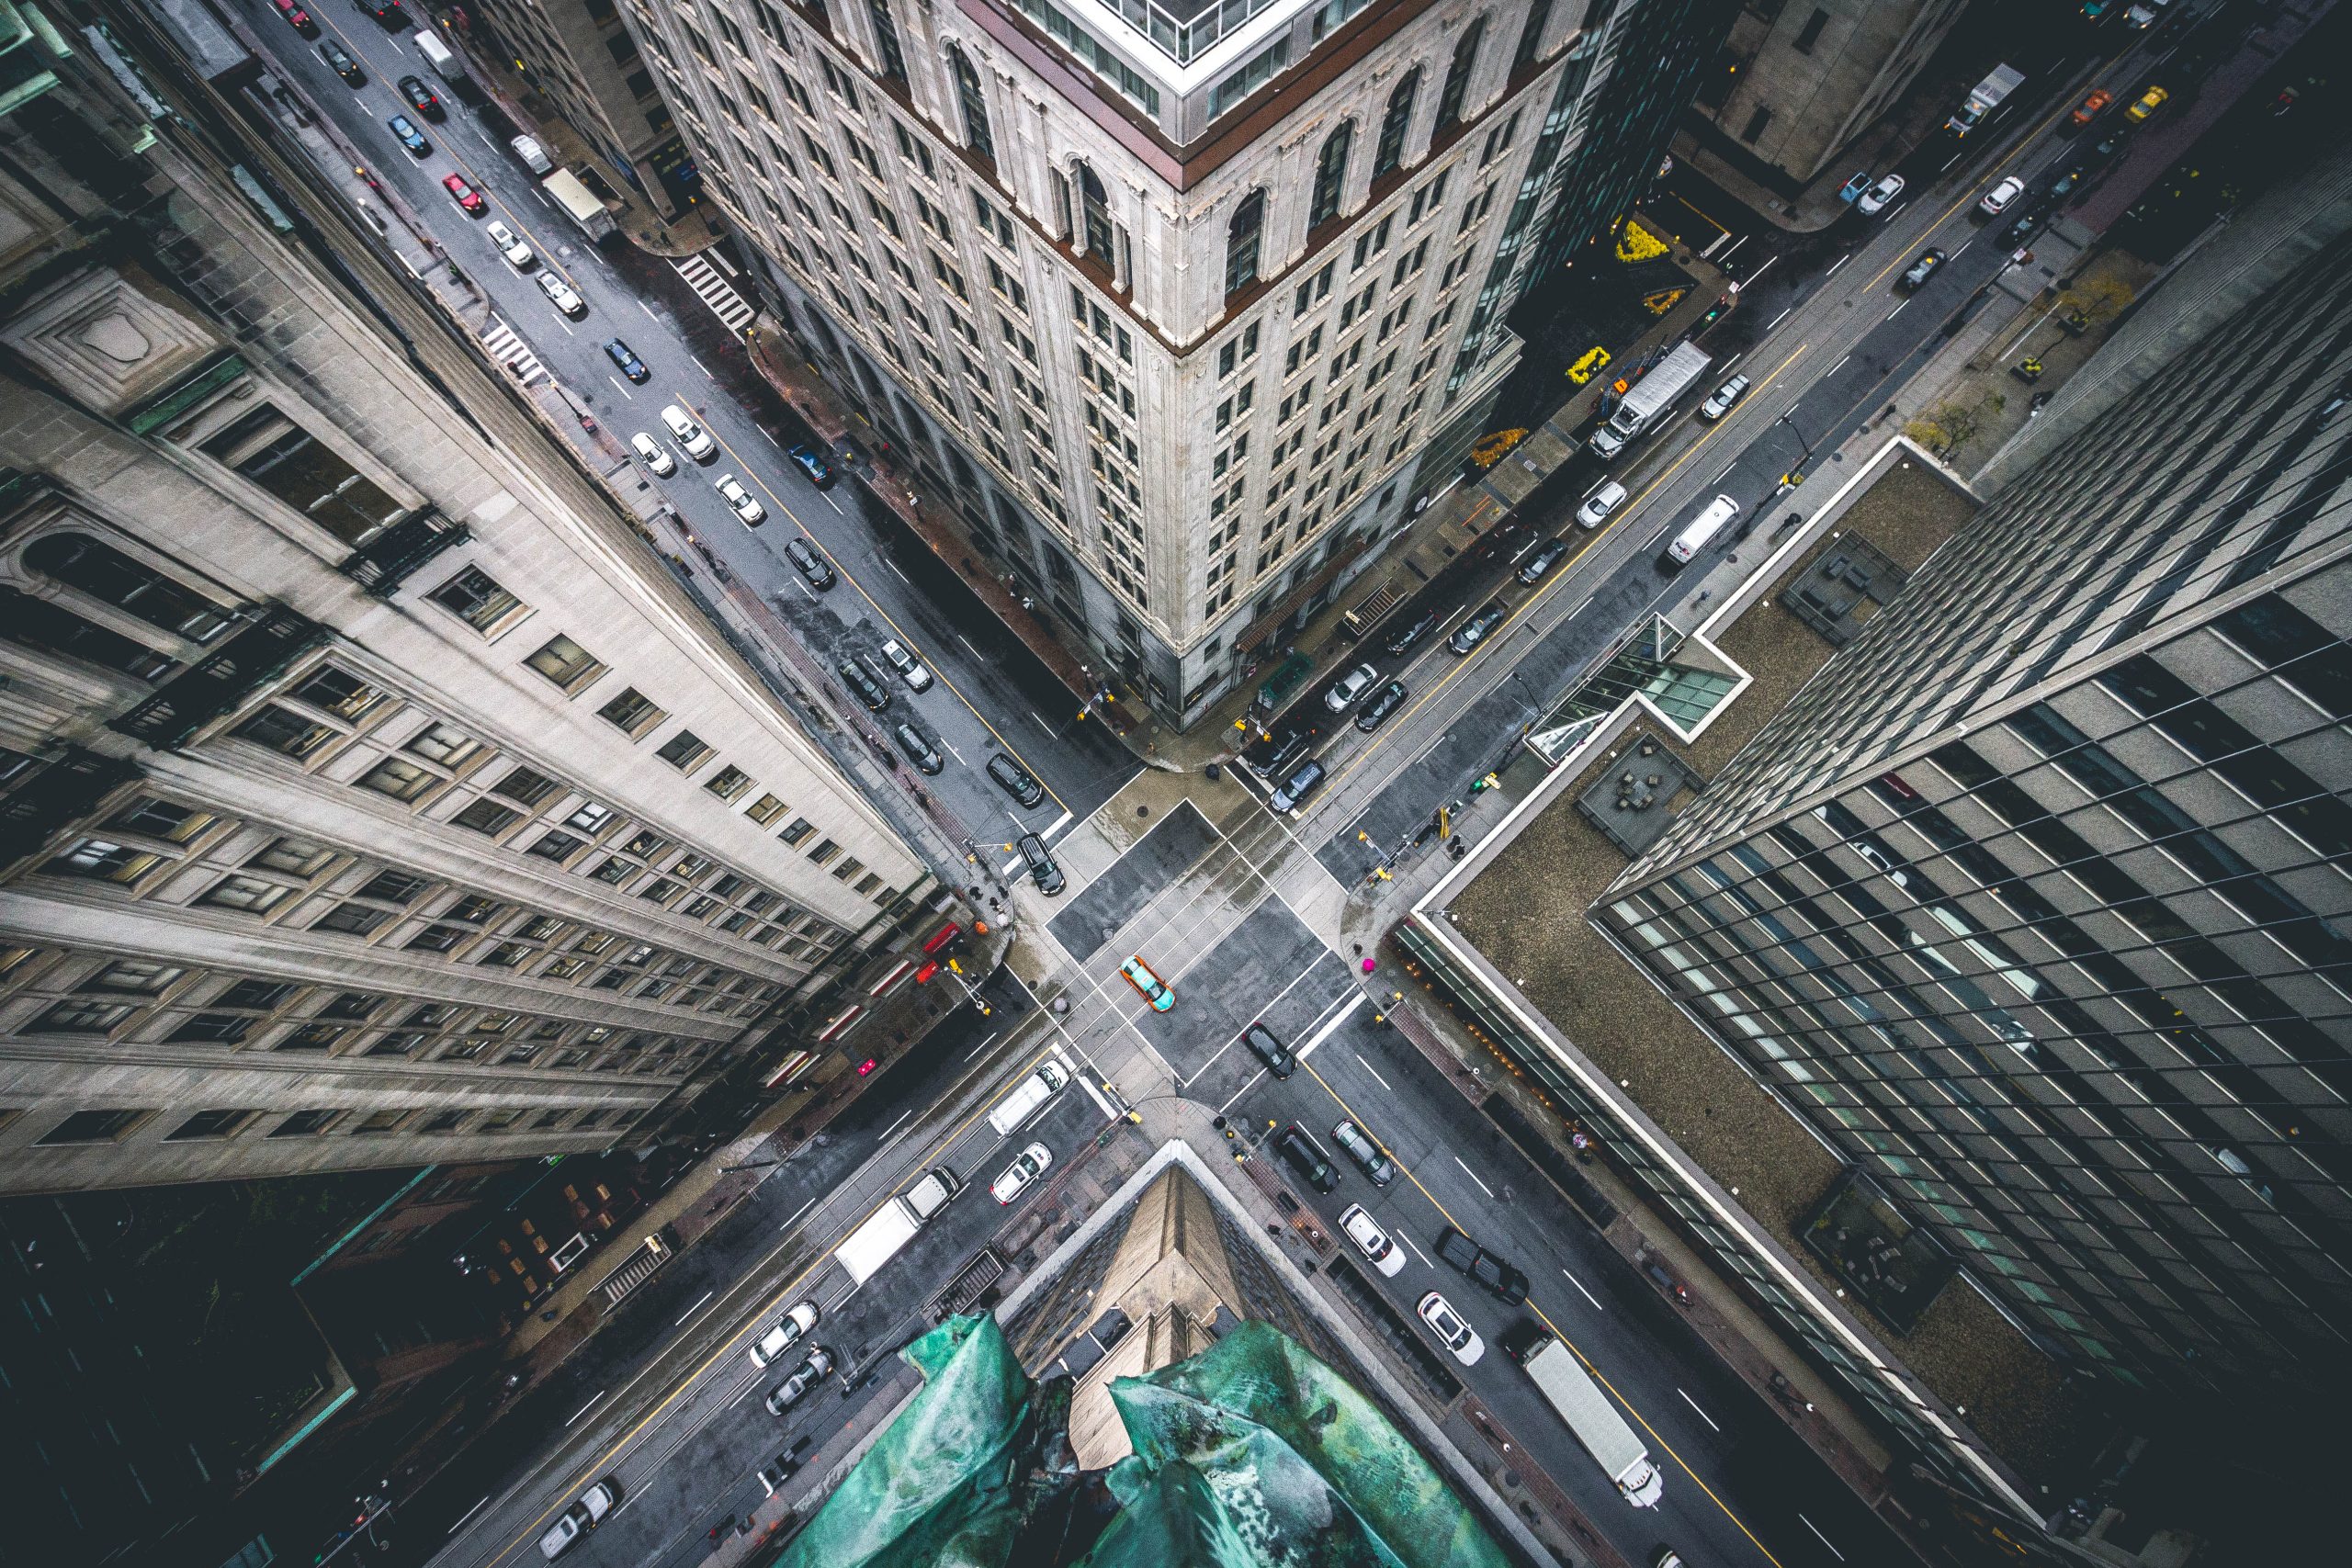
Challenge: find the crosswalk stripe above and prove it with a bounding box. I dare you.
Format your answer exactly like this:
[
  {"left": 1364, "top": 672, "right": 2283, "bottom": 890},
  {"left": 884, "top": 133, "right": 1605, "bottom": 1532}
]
[
  {"left": 673, "top": 254, "right": 754, "bottom": 332},
  {"left": 481, "top": 320, "right": 545, "bottom": 385}
]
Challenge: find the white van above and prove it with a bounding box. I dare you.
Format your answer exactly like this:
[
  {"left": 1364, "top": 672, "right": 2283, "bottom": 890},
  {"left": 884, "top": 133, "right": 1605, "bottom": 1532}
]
[
  {"left": 1662, "top": 494, "right": 1739, "bottom": 569},
  {"left": 662, "top": 402, "right": 717, "bottom": 460},
  {"left": 988, "top": 1060, "right": 1069, "bottom": 1136}
]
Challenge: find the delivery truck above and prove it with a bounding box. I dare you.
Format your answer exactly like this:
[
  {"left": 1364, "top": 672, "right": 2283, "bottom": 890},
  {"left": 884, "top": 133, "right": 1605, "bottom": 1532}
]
[
  {"left": 1589, "top": 342, "right": 1711, "bottom": 460},
  {"left": 1948, "top": 63, "right": 2025, "bottom": 136},
  {"left": 1505, "top": 1324, "right": 1665, "bottom": 1507},
  {"left": 543, "top": 167, "right": 617, "bottom": 242},
  {"left": 834, "top": 1168, "right": 962, "bottom": 1284},
  {"left": 412, "top": 28, "right": 465, "bottom": 86}
]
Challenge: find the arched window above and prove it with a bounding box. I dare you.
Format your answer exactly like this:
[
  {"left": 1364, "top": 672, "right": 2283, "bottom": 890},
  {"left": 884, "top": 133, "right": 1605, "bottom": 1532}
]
[
  {"left": 1226, "top": 190, "right": 1265, "bottom": 296},
  {"left": 1308, "top": 121, "right": 1353, "bottom": 228},
  {"left": 1077, "top": 162, "right": 1114, "bottom": 263},
  {"left": 946, "top": 44, "right": 995, "bottom": 162},
  {"left": 23, "top": 535, "right": 232, "bottom": 643},
  {"left": 1373, "top": 68, "right": 1421, "bottom": 179},
  {"left": 1436, "top": 17, "right": 1486, "bottom": 131}
]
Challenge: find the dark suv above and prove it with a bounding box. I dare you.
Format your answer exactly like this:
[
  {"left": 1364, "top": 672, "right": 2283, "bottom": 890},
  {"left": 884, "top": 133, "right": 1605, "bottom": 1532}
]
[
  {"left": 1242, "top": 1021, "right": 1295, "bottom": 1079},
  {"left": 1275, "top": 1124, "right": 1339, "bottom": 1192},
  {"left": 1017, "top": 832, "right": 1064, "bottom": 896},
  {"left": 1435, "top": 1224, "right": 1530, "bottom": 1304},
  {"left": 988, "top": 752, "right": 1045, "bottom": 807},
  {"left": 837, "top": 659, "right": 889, "bottom": 711}
]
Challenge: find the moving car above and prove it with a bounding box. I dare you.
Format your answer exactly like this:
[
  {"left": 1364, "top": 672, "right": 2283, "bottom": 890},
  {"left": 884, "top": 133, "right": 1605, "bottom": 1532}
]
[
  {"left": 1855, "top": 173, "right": 1904, "bottom": 215},
  {"left": 877, "top": 638, "right": 933, "bottom": 692},
  {"left": 662, "top": 403, "right": 718, "bottom": 459},
  {"left": 1383, "top": 610, "right": 1438, "bottom": 657},
  {"left": 387, "top": 114, "right": 431, "bottom": 156},
  {"left": 893, "top": 721, "right": 942, "bottom": 774},
  {"left": 2072, "top": 87, "right": 2114, "bottom": 125},
  {"left": 604, "top": 338, "right": 650, "bottom": 383},
  {"left": 747, "top": 1301, "right": 820, "bottom": 1369},
  {"left": 1331, "top": 1119, "right": 1396, "bottom": 1185},
  {"left": 991, "top": 1142, "right": 1053, "bottom": 1204},
  {"left": 630, "top": 433, "right": 676, "bottom": 477},
  {"left": 989, "top": 1062, "right": 1068, "bottom": 1136},
  {"left": 2126, "top": 85, "right": 2167, "bottom": 122},
  {"left": 788, "top": 446, "right": 836, "bottom": 488},
  {"left": 1269, "top": 757, "right": 1325, "bottom": 813},
  {"left": 484, "top": 220, "right": 534, "bottom": 268},
  {"left": 1120, "top": 954, "right": 1174, "bottom": 1011},
  {"left": 715, "top": 472, "right": 766, "bottom": 526},
  {"left": 1900, "top": 248, "right": 1947, "bottom": 291},
  {"left": 1417, "top": 1292, "right": 1484, "bottom": 1365},
  {"left": 1577, "top": 480, "right": 1626, "bottom": 528},
  {"left": 1449, "top": 602, "right": 1505, "bottom": 655},
  {"left": 763, "top": 1347, "right": 836, "bottom": 1415},
  {"left": 1017, "top": 832, "right": 1064, "bottom": 896},
  {"left": 1977, "top": 175, "right": 2025, "bottom": 216},
  {"left": 988, "top": 752, "right": 1045, "bottom": 807},
  {"left": 397, "top": 74, "right": 445, "bottom": 121},
  {"left": 1323, "top": 662, "right": 1378, "bottom": 712},
  {"left": 536, "top": 270, "right": 585, "bottom": 317},
  {"left": 1436, "top": 1224, "right": 1531, "bottom": 1304},
  {"left": 441, "top": 174, "right": 486, "bottom": 215},
  {"left": 1340, "top": 1203, "right": 1407, "bottom": 1277},
  {"left": 1276, "top": 1123, "right": 1340, "bottom": 1193},
  {"left": 1697, "top": 374, "right": 1750, "bottom": 422},
  {"left": 1242, "top": 1021, "right": 1295, "bottom": 1079},
  {"left": 1516, "top": 538, "right": 1569, "bottom": 583},
  {"left": 536, "top": 1480, "right": 618, "bottom": 1560},
  {"left": 272, "top": 0, "right": 319, "bottom": 37},
  {"left": 836, "top": 658, "right": 888, "bottom": 710},
  {"left": 1354, "top": 678, "right": 1407, "bottom": 734},
  {"left": 786, "top": 536, "right": 834, "bottom": 590},
  {"left": 319, "top": 39, "right": 366, "bottom": 84}
]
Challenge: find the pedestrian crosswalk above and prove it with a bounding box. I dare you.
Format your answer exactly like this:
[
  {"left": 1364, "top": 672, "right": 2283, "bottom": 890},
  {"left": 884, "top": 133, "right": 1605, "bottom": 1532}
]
[
  {"left": 673, "top": 251, "right": 755, "bottom": 333},
  {"left": 481, "top": 318, "right": 546, "bottom": 386}
]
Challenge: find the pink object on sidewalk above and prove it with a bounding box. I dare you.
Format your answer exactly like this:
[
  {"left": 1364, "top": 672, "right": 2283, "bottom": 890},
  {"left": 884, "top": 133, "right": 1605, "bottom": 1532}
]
[{"left": 1361, "top": 958, "right": 1376, "bottom": 974}]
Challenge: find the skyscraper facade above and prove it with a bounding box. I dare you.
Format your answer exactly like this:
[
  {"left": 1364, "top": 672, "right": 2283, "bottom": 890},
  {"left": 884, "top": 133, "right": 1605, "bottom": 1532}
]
[
  {"left": 1597, "top": 259, "right": 2352, "bottom": 1389},
  {"left": 0, "top": 0, "right": 931, "bottom": 1192},
  {"left": 620, "top": 0, "right": 1729, "bottom": 725}
]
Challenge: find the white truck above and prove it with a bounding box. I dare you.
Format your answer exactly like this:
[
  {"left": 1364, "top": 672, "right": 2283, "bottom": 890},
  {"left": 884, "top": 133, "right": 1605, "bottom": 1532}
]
[
  {"left": 1589, "top": 342, "right": 1711, "bottom": 460},
  {"left": 543, "top": 167, "right": 617, "bottom": 242},
  {"left": 834, "top": 1168, "right": 962, "bottom": 1284},
  {"left": 1510, "top": 1326, "right": 1664, "bottom": 1507},
  {"left": 509, "top": 134, "right": 555, "bottom": 176},
  {"left": 1947, "top": 63, "right": 2025, "bottom": 136},
  {"left": 411, "top": 28, "right": 465, "bottom": 86}
]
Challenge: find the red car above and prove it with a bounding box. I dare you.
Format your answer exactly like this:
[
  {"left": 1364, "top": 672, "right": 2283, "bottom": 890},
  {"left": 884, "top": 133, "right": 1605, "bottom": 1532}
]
[
  {"left": 272, "top": 0, "right": 319, "bottom": 36},
  {"left": 442, "top": 174, "right": 486, "bottom": 215}
]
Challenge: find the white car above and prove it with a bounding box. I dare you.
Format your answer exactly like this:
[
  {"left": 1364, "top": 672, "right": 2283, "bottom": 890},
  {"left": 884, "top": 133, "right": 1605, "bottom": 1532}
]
[
  {"left": 1323, "top": 662, "right": 1379, "bottom": 712},
  {"left": 746, "top": 1300, "right": 820, "bottom": 1369},
  {"left": 715, "top": 472, "right": 765, "bottom": 526},
  {"left": 991, "top": 1140, "right": 1052, "bottom": 1204},
  {"left": 1977, "top": 176, "right": 2026, "bottom": 217},
  {"left": 1856, "top": 174, "right": 1905, "bottom": 216},
  {"left": 878, "top": 637, "right": 933, "bottom": 692},
  {"left": 1339, "top": 1202, "right": 1407, "bottom": 1277},
  {"left": 484, "top": 220, "right": 535, "bottom": 270},
  {"left": 630, "top": 433, "right": 676, "bottom": 477},
  {"left": 1417, "top": 1291, "right": 1485, "bottom": 1365},
  {"left": 1698, "top": 374, "right": 1750, "bottom": 423},
  {"left": 1577, "top": 480, "right": 1626, "bottom": 528},
  {"left": 662, "top": 402, "right": 718, "bottom": 460},
  {"left": 536, "top": 1480, "right": 617, "bottom": 1560},
  {"left": 536, "top": 269, "right": 585, "bottom": 318}
]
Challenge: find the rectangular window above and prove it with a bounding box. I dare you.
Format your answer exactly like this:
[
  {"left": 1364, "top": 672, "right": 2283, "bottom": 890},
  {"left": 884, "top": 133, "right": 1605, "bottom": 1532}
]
[
  {"left": 33, "top": 998, "right": 136, "bottom": 1033},
  {"left": 492, "top": 765, "right": 558, "bottom": 807},
  {"left": 1792, "top": 7, "right": 1830, "bottom": 52},
  {"left": 806, "top": 837, "right": 840, "bottom": 864},
  {"left": 705, "top": 765, "right": 754, "bottom": 802},
  {"left": 198, "top": 406, "right": 402, "bottom": 546},
  {"left": 745, "top": 793, "right": 789, "bottom": 826},
  {"left": 656, "top": 730, "right": 713, "bottom": 772},
  {"left": 84, "top": 959, "right": 187, "bottom": 994},
  {"left": 597, "top": 687, "right": 668, "bottom": 739},
  {"left": 198, "top": 875, "right": 291, "bottom": 914},
  {"left": 36, "top": 1109, "right": 147, "bottom": 1145},
  {"left": 427, "top": 567, "right": 522, "bottom": 631},
  {"left": 451, "top": 797, "right": 521, "bottom": 837},
  {"left": 402, "top": 722, "right": 478, "bottom": 766},
  {"left": 234, "top": 705, "right": 335, "bottom": 759},
  {"left": 312, "top": 902, "right": 390, "bottom": 935},
  {"left": 165, "top": 1109, "right": 256, "bottom": 1141},
  {"left": 358, "top": 757, "right": 438, "bottom": 802},
  {"left": 526, "top": 634, "right": 605, "bottom": 693},
  {"left": 356, "top": 869, "right": 429, "bottom": 904},
  {"left": 269, "top": 1110, "right": 344, "bottom": 1137}
]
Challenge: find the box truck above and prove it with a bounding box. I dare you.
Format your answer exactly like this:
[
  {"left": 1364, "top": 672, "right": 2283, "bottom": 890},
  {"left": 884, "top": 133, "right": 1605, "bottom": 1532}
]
[
  {"left": 834, "top": 1168, "right": 961, "bottom": 1284},
  {"left": 1589, "top": 342, "right": 1711, "bottom": 460},
  {"left": 543, "top": 168, "right": 617, "bottom": 241},
  {"left": 1948, "top": 64, "right": 2025, "bottom": 136},
  {"left": 1505, "top": 1325, "right": 1665, "bottom": 1507}
]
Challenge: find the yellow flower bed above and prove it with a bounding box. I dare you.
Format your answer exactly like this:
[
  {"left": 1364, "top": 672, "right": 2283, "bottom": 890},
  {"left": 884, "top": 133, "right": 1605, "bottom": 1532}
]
[{"left": 1615, "top": 218, "right": 1668, "bottom": 264}]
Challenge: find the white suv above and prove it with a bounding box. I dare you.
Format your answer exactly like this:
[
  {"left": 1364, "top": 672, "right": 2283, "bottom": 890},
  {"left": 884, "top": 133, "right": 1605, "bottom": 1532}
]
[
  {"left": 747, "top": 1300, "right": 820, "bottom": 1369},
  {"left": 1340, "top": 1203, "right": 1406, "bottom": 1276},
  {"left": 662, "top": 402, "right": 718, "bottom": 460}
]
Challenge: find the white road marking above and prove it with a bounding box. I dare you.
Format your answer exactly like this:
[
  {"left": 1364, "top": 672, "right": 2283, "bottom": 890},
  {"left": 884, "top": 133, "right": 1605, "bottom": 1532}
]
[
  {"left": 763, "top": 428, "right": 784, "bottom": 446},
  {"left": 675, "top": 1290, "right": 714, "bottom": 1325},
  {"left": 448, "top": 1498, "right": 488, "bottom": 1534},
  {"left": 563, "top": 1390, "right": 605, "bottom": 1427},
  {"left": 1826, "top": 254, "right": 1849, "bottom": 277},
  {"left": 957, "top": 633, "right": 983, "bottom": 657},
  {"left": 1713, "top": 460, "right": 1736, "bottom": 483},
  {"left": 639, "top": 300, "right": 659, "bottom": 321},
  {"left": 1353, "top": 1052, "right": 1392, "bottom": 1091},
  {"left": 1453, "top": 1156, "right": 1496, "bottom": 1199},
  {"left": 1216, "top": 1065, "right": 1268, "bottom": 1113},
  {"left": 1767, "top": 306, "right": 1792, "bottom": 330},
  {"left": 886, "top": 560, "right": 910, "bottom": 582},
  {"left": 1829, "top": 353, "right": 1852, "bottom": 376},
  {"left": 1039, "top": 808, "right": 1073, "bottom": 840},
  {"left": 781, "top": 1196, "right": 816, "bottom": 1231},
  {"left": 532, "top": 187, "right": 554, "bottom": 209},
  {"left": 1000, "top": 853, "right": 1023, "bottom": 876},
  {"left": 1027, "top": 708, "right": 1057, "bottom": 737},
  {"left": 1401, "top": 1232, "right": 1433, "bottom": 1269},
  {"left": 964, "top": 1030, "right": 1000, "bottom": 1061},
  {"left": 1886, "top": 299, "right": 1910, "bottom": 321},
  {"left": 1800, "top": 1514, "right": 1846, "bottom": 1561},
  {"left": 942, "top": 738, "right": 967, "bottom": 765},
  {"left": 823, "top": 492, "right": 845, "bottom": 513},
  {"left": 1558, "top": 1266, "right": 1604, "bottom": 1312},
  {"left": 1744, "top": 255, "right": 1778, "bottom": 288},
  {"left": 691, "top": 354, "right": 715, "bottom": 378},
  {"left": 877, "top": 1108, "right": 912, "bottom": 1139},
  {"left": 1295, "top": 992, "right": 1367, "bottom": 1062},
  {"left": 608, "top": 377, "right": 634, "bottom": 399},
  {"left": 730, "top": 1372, "right": 769, "bottom": 1407},
  {"left": 1679, "top": 1388, "right": 1721, "bottom": 1431},
  {"left": 1951, "top": 239, "right": 1972, "bottom": 258},
  {"left": 474, "top": 126, "right": 494, "bottom": 149},
  {"left": 1078, "top": 1072, "right": 1118, "bottom": 1118}
]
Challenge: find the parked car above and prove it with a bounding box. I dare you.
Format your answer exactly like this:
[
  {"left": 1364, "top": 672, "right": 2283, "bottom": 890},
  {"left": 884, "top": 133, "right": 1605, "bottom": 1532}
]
[
  {"left": 1242, "top": 1021, "right": 1295, "bottom": 1079},
  {"left": 1449, "top": 602, "right": 1505, "bottom": 655},
  {"left": 603, "top": 338, "right": 650, "bottom": 382},
  {"left": 1016, "top": 832, "right": 1064, "bottom": 895},
  {"left": 1417, "top": 1292, "right": 1484, "bottom": 1365},
  {"left": 877, "top": 638, "right": 932, "bottom": 692},
  {"left": 397, "top": 74, "right": 445, "bottom": 121},
  {"left": 537, "top": 1480, "right": 617, "bottom": 1559},
  {"left": 1331, "top": 1119, "right": 1396, "bottom": 1184},
  {"left": 1435, "top": 1224, "right": 1531, "bottom": 1304},
  {"left": 1698, "top": 374, "right": 1751, "bottom": 422},
  {"left": 387, "top": 113, "right": 431, "bottom": 156},
  {"left": 715, "top": 472, "right": 765, "bottom": 526},
  {"left": 1837, "top": 170, "right": 1873, "bottom": 205},
  {"left": 630, "top": 433, "right": 676, "bottom": 476},
  {"left": 763, "top": 1347, "right": 836, "bottom": 1415},
  {"left": 1269, "top": 757, "right": 1325, "bottom": 813},
  {"left": 662, "top": 403, "right": 718, "bottom": 459},
  {"left": 788, "top": 446, "right": 835, "bottom": 487},
  {"left": 1999, "top": 211, "right": 2041, "bottom": 248},
  {"left": 1383, "top": 609, "right": 1438, "bottom": 658},
  {"left": 1120, "top": 954, "right": 1174, "bottom": 1011},
  {"left": 786, "top": 536, "right": 835, "bottom": 590},
  {"left": 1340, "top": 1203, "right": 1407, "bottom": 1277},
  {"left": 1900, "top": 248, "right": 1947, "bottom": 291},
  {"left": 2046, "top": 166, "right": 2085, "bottom": 201},
  {"left": 755, "top": 1451, "right": 804, "bottom": 1497},
  {"left": 2072, "top": 87, "right": 2114, "bottom": 125},
  {"left": 484, "top": 220, "right": 534, "bottom": 269},
  {"left": 1323, "top": 662, "right": 1378, "bottom": 712},
  {"left": 991, "top": 1142, "right": 1053, "bottom": 1204},
  {"left": 2126, "top": 85, "right": 2168, "bottom": 121},
  {"left": 988, "top": 752, "right": 1045, "bottom": 807},
  {"left": 1577, "top": 479, "right": 1627, "bottom": 528},
  {"left": 1276, "top": 1123, "right": 1340, "bottom": 1193},
  {"left": 1516, "top": 537, "right": 1569, "bottom": 583},
  {"left": 272, "top": 0, "right": 319, "bottom": 37},
  {"left": 1855, "top": 173, "right": 1905, "bottom": 215},
  {"left": 893, "top": 722, "right": 942, "bottom": 774},
  {"left": 836, "top": 658, "right": 888, "bottom": 710},
  {"left": 1977, "top": 175, "right": 2026, "bottom": 216},
  {"left": 536, "top": 270, "right": 585, "bottom": 317},
  {"left": 1247, "top": 727, "right": 1314, "bottom": 780},
  {"left": 747, "top": 1302, "right": 820, "bottom": 1369},
  {"left": 440, "top": 173, "right": 485, "bottom": 215},
  {"left": 319, "top": 39, "right": 366, "bottom": 84},
  {"left": 1354, "top": 678, "right": 1407, "bottom": 734}
]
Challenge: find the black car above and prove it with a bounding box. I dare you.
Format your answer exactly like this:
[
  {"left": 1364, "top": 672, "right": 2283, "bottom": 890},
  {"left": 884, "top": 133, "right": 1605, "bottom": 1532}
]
[
  {"left": 387, "top": 113, "right": 430, "bottom": 156},
  {"left": 837, "top": 659, "right": 889, "bottom": 711},
  {"left": 1516, "top": 538, "right": 1569, "bottom": 585},
  {"left": 894, "top": 722, "right": 943, "bottom": 774},
  {"left": 1245, "top": 726, "right": 1314, "bottom": 779},
  {"left": 1899, "top": 247, "right": 1947, "bottom": 292},
  {"left": 1435, "top": 1224, "right": 1531, "bottom": 1305},
  {"left": 1383, "top": 610, "right": 1438, "bottom": 658},
  {"left": 2000, "top": 211, "right": 2041, "bottom": 247},
  {"left": 1448, "top": 602, "right": 1506, "bottom": 655},
  {"left": 2046, "top": 167, "right": 2085, "bottom": 201},
  {"left": 1354, "top": 678, "right": 1407, "bottom": 734},
  {"left": 788, "top": 446, "right": 836, "bottom": 488},
  {"left": 1276, "top": 1124, "right": 1339, "bottom": 1192},
  {"left": 603, "top": 338, "right": 650, "bottom": 383},
  {"left": 319, "top": 39, "right": 366, "bottom": 85},
  {"left": 397, "top": 74, "right": 445, "bottom": 121},
  {"left": 1269, "top": 758, "right": 1325, "bottom": 814},
  {"left": 1017, "top": 832, "right": 1064, "bottom": 896},
  {"left": 987, "top": 752, "right": 1045, "bottom": 807},
  {"left": 1242, "top": 1021, "right": 1295, "bottom": 1079},
  {"left": 784, "top": 536, "right": 834, "bottom": 590}
]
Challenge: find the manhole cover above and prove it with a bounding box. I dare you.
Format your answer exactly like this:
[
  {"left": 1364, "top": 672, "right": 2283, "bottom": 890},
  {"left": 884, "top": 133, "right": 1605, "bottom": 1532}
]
[{"left": 1136, "top": 806, "right": 1150, "bottom": 818}]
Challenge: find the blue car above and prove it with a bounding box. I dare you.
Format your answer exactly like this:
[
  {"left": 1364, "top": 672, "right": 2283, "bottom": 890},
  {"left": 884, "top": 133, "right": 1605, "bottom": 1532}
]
[
  {"left": 603, "top": 338, "right": 650, "bottom": 383},
  {"left": 387, "top": 114, "right": 430, "bottom": 156},
  {"left": 788, "top": 446, "right": 835, "bottom": 489}
]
